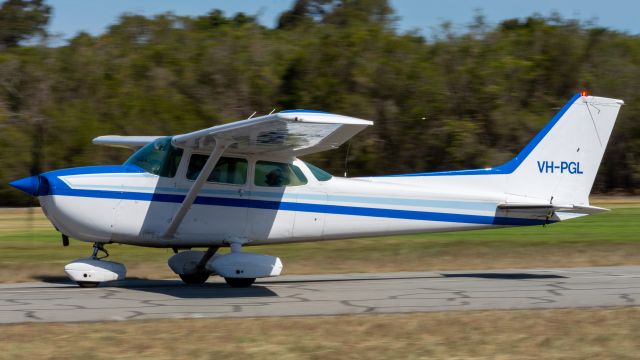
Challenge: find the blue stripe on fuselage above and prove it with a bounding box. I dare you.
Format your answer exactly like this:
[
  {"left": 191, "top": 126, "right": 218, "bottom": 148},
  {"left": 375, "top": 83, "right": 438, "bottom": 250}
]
[
  {"left": 67, "top": 183, "right": 498, "bottom": 212},
  {"left": 48, "top": 186, "right": 549, "bottom": 226}
]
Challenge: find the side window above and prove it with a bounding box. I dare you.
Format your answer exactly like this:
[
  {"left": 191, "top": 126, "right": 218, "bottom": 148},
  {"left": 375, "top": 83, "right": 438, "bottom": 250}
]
[
  {"left": 186, "top": 155, "right": 247, "bottom": 185},
  {"left": 254, "top": 161, "right": 308, "bottom": 187}
]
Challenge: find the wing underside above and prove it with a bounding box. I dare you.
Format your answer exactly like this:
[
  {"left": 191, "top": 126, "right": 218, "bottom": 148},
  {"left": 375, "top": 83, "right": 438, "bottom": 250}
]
[{"left": 93, "top": 111, "right": 372, "bottom": 156}]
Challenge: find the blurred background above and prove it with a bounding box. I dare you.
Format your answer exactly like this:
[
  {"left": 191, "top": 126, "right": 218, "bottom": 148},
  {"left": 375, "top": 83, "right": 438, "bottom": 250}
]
[{"left": 1, "top": 0, "right": 639, "bottom": 206}]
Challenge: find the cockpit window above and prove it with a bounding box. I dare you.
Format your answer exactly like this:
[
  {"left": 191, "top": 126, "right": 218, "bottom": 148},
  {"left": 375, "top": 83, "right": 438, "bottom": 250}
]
[
  {"left": 254, "top": 161, "right": 308, "bottom": 187},
  {"left": 125, "top": 137, "right": 183, "bottom": 177},
  {"left": 304, "top": 161, "right": 333, "bottom": 181},
  {"left": 186, "top": 155, "right": 247, "bottom": 185}
]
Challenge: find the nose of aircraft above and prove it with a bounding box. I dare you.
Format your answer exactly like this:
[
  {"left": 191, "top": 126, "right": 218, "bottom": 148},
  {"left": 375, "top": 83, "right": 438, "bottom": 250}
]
[{"left": 9, "top": 175, "right": 41, "bottom": 196}]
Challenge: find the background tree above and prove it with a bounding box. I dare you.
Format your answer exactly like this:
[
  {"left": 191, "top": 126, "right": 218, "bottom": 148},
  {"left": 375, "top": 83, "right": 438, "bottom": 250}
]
[
  {"left": 1, "top": 0, "right": 639, "bottom": 206},
  {"left": 0, "top": 0, "right": 51, "bottom": 49}
]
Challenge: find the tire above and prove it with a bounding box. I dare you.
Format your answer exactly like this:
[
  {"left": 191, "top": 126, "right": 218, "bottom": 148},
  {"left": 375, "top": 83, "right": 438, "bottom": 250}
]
[
  {"left": 179, "top": 273, "right": 210, "bottom": 285},
  {"left": 225, "top": 277, "right": 256, "bottom": 288},
  {"left": 77, "top": 281, "right": 99, "bottom": 288}
]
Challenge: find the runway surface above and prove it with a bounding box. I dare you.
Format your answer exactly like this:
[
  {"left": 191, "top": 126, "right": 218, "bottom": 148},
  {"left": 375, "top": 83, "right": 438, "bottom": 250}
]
[{"left": 1, "top": 266, "right": 639, "bottom": 324}]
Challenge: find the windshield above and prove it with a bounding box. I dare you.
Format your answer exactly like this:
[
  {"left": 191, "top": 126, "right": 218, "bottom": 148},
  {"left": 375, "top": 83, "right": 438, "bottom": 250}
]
[{"left": 125, "top": 137, "right": 183, "bottom": 177}]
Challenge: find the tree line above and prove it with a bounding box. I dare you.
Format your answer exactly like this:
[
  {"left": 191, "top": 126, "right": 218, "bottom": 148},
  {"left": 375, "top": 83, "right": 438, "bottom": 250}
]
[{"left": 1, "top": 0, "right": 639, "bottom": 206}]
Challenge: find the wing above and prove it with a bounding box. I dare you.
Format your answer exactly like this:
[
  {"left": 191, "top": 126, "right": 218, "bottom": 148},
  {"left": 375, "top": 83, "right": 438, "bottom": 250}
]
[
  {"left": 92, "top": 135, "right": 164, "bottom": 149},
  {"left": 171, "top": 110, "right": 373, "bottom": 156}
]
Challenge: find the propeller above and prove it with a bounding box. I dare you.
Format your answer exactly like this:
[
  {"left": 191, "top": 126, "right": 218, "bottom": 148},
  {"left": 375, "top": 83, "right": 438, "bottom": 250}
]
[{"left": 26, "top": 116, "right": 45, "bottom": 238}]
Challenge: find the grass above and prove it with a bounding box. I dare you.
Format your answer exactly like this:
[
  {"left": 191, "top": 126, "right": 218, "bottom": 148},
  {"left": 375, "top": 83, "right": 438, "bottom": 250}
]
[
  {"left": 0, "top": 307, "right": 638, "bottom": 359},
  {"left": 0, "top": 200, "right": 639, "bottom": 283},
  {"left": 0, "top": 202, "right": 638, "bottom": 359}
]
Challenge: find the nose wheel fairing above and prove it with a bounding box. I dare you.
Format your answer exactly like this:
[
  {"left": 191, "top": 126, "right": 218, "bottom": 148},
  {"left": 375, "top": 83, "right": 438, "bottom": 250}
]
[{"left": 63, "top": 243, "right": 126, "bottom": 287}]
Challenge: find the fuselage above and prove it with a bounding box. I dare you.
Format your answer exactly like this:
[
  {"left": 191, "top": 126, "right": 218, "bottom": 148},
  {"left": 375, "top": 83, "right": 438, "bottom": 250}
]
[{"left": 33, "top": 150, "right": 547, "bottom": 248}]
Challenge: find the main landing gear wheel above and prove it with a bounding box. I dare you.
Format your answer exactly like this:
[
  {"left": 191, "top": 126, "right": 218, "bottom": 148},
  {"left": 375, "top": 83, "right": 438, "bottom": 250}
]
[
  {"left": 225, "top": 277, "right": 256, "bottom": 288},
  {"left": 179, "top": 273, "right": 210, "bottom": 285},
  {"left": 76, "top": 281, "right": 99, "bottom": 288}
]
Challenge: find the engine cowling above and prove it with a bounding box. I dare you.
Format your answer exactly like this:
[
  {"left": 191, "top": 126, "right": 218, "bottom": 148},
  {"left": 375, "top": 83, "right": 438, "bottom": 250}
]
[
  {"left": 206, "top": 252, "right": 282, "bottom": 278},
  {"left": 64, "top": 258, "right": 126, "bottom": 283}
]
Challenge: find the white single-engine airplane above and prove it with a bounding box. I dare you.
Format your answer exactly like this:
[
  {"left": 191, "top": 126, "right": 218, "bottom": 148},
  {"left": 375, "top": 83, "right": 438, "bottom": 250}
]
[{"left": 10, "top": 93, "right": 623, "bottom": 287}]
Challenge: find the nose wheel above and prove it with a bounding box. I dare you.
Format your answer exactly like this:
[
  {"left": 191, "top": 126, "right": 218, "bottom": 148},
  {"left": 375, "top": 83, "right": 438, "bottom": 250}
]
[{"left": 77, "top": 280, "right": 100, "bottom": 288}]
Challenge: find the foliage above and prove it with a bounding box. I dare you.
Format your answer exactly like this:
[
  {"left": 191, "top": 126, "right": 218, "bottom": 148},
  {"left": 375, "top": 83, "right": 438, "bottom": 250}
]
[
  {"left": 1, "top": 0, "right": 639, "bottom": 205},
  {"left": 0, "top": 0, "right": 51, "bottom": 49}
]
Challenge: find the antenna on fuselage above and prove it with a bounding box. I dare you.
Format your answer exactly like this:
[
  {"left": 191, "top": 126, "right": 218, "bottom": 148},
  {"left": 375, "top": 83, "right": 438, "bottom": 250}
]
[
  {"left": 269, "top": 108, "right": 276, "bottom": 115},
  {"left": 247, "top": 111, "right": 257, "bottom": 119},
  {"left": 344, "top": 141, "right": 351, "bottom": 177}
]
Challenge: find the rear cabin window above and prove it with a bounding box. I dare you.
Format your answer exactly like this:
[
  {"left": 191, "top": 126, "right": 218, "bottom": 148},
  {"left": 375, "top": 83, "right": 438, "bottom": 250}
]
[
  {"left": 125, "top": 137, "right": 183, "bottom": 178},
  {"left": 186, "top": 155, "right": 247, "bottom": 185},
  {"left": 254, "top": 161, "right": 308, "bottom": 187},
  {"left": 305, "top": 161, "right": 333, "bottom": 181}
]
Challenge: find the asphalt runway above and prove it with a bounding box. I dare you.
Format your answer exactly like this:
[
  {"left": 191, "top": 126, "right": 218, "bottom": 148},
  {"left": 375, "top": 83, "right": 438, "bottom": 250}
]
[{"left": 1, "top": 266, "right": 639, "bottom": 324}]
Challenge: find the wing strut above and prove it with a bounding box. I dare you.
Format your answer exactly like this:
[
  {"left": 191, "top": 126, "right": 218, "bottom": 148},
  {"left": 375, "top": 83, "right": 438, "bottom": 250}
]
[{"left": 163, "top": 138, "right": 232, "bottom": 239}]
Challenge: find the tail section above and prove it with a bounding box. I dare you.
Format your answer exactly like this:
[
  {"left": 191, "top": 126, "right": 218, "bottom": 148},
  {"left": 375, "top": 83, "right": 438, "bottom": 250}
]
[{"left": 502, "top": 94, "right": 623, "bottom": 206}]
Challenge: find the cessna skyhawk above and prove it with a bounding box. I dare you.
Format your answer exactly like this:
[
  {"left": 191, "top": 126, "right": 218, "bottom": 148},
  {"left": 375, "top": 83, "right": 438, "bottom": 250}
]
[{"left": 10, "top": 93, "right": 623, "bottom": 287}]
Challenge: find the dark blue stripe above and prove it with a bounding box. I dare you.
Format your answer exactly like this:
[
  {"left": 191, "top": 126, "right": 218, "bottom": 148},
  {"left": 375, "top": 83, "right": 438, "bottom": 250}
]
[{"left": 49, "top": 187, "right": 550, "bottom": 226}]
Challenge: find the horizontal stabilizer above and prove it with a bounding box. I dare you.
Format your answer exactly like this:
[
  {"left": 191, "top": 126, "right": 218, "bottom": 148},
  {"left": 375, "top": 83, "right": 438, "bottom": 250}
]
[{"left": 498, "top": 203, "right": 609, "bottom": 214}]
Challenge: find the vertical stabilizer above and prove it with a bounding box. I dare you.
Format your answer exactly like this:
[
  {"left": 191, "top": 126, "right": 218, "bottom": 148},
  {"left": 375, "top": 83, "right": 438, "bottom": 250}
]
[{"left": 504, "top": 94, "right": 623, "bottom": 205}]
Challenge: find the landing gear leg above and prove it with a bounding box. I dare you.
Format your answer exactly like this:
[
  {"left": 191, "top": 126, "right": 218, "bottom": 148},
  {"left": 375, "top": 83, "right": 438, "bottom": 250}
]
[{"left": 91, "top": 243, "right": 109, "bottom": 259}]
